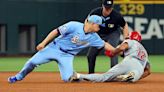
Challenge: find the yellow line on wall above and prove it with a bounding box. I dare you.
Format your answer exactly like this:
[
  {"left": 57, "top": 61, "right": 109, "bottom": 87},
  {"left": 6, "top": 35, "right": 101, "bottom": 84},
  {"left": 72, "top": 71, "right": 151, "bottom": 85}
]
[{"left": 115, "top": 1, "right": 164, "bottom": 4}]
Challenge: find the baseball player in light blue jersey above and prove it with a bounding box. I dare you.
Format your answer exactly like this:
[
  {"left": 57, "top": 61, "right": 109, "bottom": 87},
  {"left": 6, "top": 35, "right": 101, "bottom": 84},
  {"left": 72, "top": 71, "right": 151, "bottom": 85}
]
[
  {"left": 8, "top": 15, "right": 117, "bottom": 83},
  {"left": 70, "top": 31, "right": 151, "bottom": 83}
]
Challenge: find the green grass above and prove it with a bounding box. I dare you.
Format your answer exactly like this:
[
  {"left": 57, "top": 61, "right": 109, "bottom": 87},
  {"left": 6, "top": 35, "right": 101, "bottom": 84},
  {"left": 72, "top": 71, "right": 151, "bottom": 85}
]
[{"left": 0, "top": 55, "right": 164, "bottom": 72}]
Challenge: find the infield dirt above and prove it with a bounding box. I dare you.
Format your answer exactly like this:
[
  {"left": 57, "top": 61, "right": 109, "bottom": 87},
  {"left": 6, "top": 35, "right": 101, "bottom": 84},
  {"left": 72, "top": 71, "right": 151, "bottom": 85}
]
[{"left": 1, "top": 72, "right": 164, "bottom": 92}]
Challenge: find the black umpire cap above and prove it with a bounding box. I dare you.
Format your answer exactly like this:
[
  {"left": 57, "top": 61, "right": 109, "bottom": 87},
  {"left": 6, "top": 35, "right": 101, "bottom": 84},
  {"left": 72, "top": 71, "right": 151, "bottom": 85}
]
[{"left": 102, "top": 0, "right": 114, "bottom": 8}]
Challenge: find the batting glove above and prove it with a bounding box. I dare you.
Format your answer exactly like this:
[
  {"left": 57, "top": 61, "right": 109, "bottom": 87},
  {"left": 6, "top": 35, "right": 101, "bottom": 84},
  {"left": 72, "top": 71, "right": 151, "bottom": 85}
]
[{"left": 105, "top": 50, "right": 114, "bottom": 57}]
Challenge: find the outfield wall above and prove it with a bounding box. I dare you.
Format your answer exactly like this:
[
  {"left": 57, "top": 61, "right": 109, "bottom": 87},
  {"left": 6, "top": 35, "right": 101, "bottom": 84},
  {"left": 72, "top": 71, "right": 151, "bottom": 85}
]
[
  {"left": 115, "top": 0, "right": 164, "bottom": 54},
  {"left": 0, "top": 0, "right": 164, "bottom": 55}
]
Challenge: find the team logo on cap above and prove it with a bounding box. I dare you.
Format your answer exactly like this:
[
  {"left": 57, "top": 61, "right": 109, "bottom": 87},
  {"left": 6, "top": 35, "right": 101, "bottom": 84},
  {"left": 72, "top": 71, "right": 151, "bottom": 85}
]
[
  {"left": 107, "top": 1, "right": 112, "bottom": 4},
  {"left": 96, "top": 20, "right": 101, "bottom": 24}
]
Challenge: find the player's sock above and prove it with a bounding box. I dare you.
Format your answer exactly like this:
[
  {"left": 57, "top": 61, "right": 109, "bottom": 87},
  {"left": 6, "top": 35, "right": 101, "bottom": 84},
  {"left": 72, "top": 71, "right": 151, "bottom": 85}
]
[{"left": 16, "top": 62, "right": 37, "bottom": 80}]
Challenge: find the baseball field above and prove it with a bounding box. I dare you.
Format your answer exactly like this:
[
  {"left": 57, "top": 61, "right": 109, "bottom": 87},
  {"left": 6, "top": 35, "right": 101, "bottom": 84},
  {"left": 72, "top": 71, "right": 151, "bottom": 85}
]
[{"left": 0, "top": 55, "right": 164, "bottom": 92}]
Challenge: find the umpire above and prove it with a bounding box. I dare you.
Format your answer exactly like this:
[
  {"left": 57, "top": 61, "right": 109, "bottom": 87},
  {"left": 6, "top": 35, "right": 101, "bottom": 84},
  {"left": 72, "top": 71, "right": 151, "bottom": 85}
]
[{"left": 87, "top": 0, "right": 129, "bottom": 74}]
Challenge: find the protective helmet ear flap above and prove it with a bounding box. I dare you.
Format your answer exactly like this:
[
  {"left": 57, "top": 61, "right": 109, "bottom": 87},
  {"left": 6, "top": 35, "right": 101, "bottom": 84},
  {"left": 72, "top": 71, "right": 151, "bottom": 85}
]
[{"left": 129, "top": 31, "right": 142, "bottom": 42}]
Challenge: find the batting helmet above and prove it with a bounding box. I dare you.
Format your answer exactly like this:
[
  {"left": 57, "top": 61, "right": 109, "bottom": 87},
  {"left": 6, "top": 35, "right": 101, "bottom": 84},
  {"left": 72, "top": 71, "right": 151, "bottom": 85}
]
[{"left": 129, "top": 31, "right": 142, "bottom": 42}]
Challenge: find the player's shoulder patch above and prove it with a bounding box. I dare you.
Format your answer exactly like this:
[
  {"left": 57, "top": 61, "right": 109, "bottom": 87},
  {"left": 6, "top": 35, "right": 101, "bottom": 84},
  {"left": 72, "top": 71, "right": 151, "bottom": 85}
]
[{"left": 58, "top": 25, "right": 67, "bottom": 35}]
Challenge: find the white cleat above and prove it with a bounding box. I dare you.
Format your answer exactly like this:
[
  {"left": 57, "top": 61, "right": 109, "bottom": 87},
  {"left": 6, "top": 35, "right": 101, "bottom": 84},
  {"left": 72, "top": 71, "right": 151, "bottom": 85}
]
[
  {"left": 69, "top": 72, "right": 80, "bottom": 82},
  {"left": 116, "top": 72, "right": 135, "bottom": 82}
]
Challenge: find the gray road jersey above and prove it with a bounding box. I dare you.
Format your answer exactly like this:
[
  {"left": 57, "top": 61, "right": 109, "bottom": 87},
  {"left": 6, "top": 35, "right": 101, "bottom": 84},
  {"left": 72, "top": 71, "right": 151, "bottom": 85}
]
[{"left": 123, "top": 39, "right": 149, "bottom": 68}]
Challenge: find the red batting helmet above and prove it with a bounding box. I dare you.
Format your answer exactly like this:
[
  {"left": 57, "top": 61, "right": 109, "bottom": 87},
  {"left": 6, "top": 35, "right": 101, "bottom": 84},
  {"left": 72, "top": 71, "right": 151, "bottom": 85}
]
[{"left": 129, "top": 31, "right": 142, "bottom": 42}]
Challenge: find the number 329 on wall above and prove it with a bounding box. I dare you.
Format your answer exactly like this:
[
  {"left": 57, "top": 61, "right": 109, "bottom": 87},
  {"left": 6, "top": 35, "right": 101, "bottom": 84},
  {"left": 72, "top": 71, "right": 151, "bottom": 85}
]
[{"left": 120, "top": 4, "right": 145, "bottom": 15}]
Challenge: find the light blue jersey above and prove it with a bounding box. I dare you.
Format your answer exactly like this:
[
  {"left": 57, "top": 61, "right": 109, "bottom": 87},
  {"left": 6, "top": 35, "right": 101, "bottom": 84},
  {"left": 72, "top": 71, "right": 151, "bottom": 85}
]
[
  {"left": 55, "top": 21, "right": 105, "bottom": 55},
  {"left": 14, "top": 21, "right": 105, "bottom": 82}
]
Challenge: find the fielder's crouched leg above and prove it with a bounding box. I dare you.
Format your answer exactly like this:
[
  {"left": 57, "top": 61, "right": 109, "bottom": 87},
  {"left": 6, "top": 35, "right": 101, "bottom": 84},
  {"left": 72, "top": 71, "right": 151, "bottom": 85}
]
[{"left": 8, "top": 62, "right": 37, "bottom": 83}]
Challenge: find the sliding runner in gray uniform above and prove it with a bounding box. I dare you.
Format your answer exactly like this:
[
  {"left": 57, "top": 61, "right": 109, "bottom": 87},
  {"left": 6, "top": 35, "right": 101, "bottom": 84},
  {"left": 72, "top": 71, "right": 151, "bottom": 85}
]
[{"left": 70, "top": 31, "right": 151, "bottom": 82}]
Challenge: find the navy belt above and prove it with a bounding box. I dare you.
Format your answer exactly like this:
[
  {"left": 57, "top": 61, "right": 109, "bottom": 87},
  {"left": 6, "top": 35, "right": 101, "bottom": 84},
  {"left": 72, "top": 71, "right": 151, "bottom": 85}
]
[
  {"left": 59, "top": 48, "right": 75, "bottom": 56},
  {"left": 53, "top": 41, "right": 75, "bottom": 56}
]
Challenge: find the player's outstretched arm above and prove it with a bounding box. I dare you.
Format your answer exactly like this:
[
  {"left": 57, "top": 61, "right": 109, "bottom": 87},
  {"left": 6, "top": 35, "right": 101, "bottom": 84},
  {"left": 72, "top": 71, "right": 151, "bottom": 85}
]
[
  {"left": 104, "top": 42, "right": 115, "bottom": 52},
  {"left": 36, "top": 29, "right": 59, "bottom": 51},
  {"left": 104, "top": 42, "right": 129, "bottom": 57}
]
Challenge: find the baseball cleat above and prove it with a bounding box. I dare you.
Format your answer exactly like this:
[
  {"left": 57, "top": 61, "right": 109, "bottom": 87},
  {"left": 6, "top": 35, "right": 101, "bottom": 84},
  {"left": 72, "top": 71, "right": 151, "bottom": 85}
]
[
  {"left": 69, "top": 72, "right": 80, "bottom": 82},
  {"left": 8, "top": 76, "right": 18, "bottom": 83},
  {"left": 116, "top": 72, "right": 135, "bottom": 82}
]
